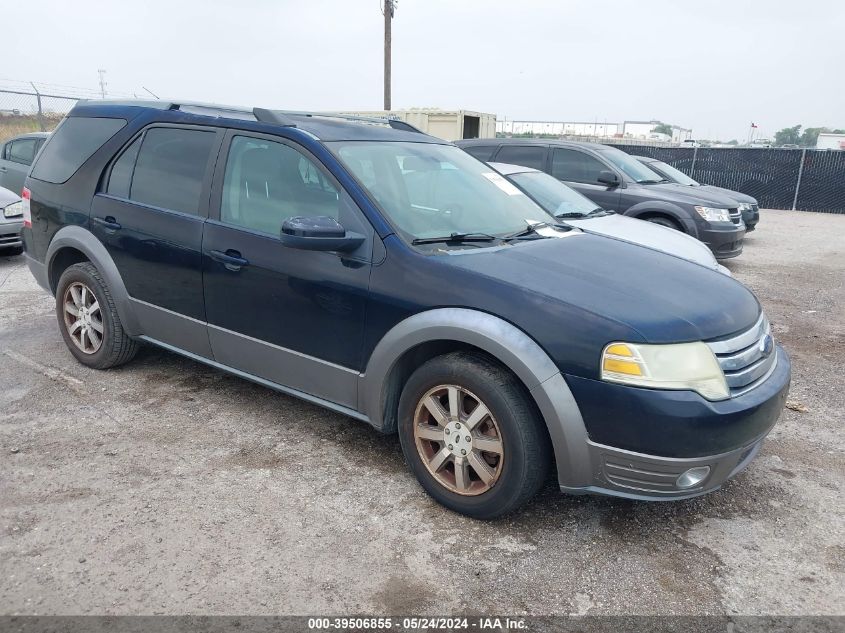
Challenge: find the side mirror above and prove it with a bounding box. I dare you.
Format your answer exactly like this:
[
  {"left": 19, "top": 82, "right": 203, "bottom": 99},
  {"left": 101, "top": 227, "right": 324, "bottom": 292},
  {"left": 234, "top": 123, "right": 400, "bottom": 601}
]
[
  {"left": 280, "top": 216, "right": 365, "bottom": 252},
  {"left": 597, "top": 170, "right": 620, "bottom": 187}
]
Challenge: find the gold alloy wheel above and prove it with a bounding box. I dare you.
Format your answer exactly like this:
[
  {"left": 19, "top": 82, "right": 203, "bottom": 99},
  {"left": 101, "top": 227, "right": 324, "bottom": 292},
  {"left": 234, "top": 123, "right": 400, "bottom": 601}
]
[
  {"left": 413, "top": 384, "right": 504, "bottom": 495},
  {"left": 63, "top": 282, "right": 104, "bottom": 355}
]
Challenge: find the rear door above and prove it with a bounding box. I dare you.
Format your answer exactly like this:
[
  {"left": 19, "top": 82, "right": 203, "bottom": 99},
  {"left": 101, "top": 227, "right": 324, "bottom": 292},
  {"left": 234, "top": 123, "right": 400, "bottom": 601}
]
[
  {"left": 549, "top": 147, "right": 621, "bottom": 211},
  {"left": 90, "top": 124, "right": 223, "bottom": 357},
  {"left": 201, "top": 131, "right": 375, "bottom": 409},
  {"left": 0, "top": 136, "right": 43, "bottom": 194}
]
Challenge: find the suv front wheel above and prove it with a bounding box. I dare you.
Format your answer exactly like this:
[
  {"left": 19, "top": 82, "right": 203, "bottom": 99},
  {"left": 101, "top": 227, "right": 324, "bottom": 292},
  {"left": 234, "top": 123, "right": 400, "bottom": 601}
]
[
  {"left": 55, "top": 262, "right": 139, "bottom": 369},
  {"left": 398, "top": 351, "right": 551, "bottom": 519}
]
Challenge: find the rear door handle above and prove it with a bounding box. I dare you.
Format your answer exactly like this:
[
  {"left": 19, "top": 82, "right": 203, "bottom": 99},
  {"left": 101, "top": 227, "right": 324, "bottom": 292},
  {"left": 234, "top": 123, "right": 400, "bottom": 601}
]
[
  {"left": 209, "top": 249, "right": 249, "bottom": 271},
  {"left": 92, "top": 216, "right": 122, "bottom": 231}
]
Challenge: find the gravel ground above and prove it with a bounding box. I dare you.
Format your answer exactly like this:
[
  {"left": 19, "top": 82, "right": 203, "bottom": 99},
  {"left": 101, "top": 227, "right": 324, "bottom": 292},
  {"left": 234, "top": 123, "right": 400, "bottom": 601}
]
[{"left": 0, "top": 210, "right": 843, "bottom": 616}]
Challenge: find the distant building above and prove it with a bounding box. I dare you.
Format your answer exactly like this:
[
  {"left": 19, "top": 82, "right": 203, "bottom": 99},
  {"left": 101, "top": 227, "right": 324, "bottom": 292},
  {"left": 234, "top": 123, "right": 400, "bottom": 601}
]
[
  {"left": 496, "top": 119, "right": 692, "bottom": 143},
  {"left": 816, "top": 133, "right": 845, "bottom": 150},
  {"left": 621, "top": 121, "right": 692, "bottom": 143},
  {"left": 341, "top": 109, "right": 496, "bottom": 141}
]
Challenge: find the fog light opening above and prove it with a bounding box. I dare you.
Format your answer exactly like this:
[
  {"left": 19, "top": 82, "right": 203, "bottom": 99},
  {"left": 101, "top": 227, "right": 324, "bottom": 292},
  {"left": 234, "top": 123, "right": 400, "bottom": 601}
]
[{"left": 676, "top": 466, "right": 711, "bottom": 489}]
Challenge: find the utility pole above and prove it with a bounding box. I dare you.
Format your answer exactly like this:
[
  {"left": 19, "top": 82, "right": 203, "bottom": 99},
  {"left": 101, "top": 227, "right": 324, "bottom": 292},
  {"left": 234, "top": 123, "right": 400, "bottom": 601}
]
[
  {"left": 383, "top": 0, "right": 395, "bottom": 111},
  {"left": 98, "top": 69, "right": 107, "bottom": 99}
]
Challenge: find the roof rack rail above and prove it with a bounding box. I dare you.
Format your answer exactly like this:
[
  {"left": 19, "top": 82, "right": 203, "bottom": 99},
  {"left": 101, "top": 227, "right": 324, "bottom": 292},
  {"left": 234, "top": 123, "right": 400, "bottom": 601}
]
[{"left": 254, "top": 109, "right": 426, "bottom": 134}]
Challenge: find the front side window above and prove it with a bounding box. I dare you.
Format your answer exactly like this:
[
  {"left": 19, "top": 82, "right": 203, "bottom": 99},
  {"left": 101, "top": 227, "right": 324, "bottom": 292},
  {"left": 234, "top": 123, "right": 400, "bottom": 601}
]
[
  {"left": 130, "top": 128, "right": 216, "bottom": 215},
  {"left": 220, "top": 135, "right": 349, "bottom": 236},
  {"left": 7, "top": 138, "right": 39, "bottom": 166},
  {"left": 508, "top": 171, "right": 599, "bottom": 217},
  {"left": 551, "top": 148, "right": 607, "bottom": 184},
  {"left": 330, "top": 141, "right": 552, "bottom": 242},
  {"left": 494, "top": 145, "right": 547, "bottom": 171}
]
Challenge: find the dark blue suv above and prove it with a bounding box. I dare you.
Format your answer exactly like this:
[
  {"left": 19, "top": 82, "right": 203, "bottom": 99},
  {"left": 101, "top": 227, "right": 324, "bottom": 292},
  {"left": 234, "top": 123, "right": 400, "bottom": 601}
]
[{"left": 21, "top": 100, "right": 790, "bottom": 518}]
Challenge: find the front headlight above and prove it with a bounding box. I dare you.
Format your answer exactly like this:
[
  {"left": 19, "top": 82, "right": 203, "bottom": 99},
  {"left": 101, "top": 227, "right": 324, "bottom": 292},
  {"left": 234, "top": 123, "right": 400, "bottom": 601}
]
[
  {"left": 601, "top": 341, "right": 729, "bottom": 400},
  {"left": 694, "top": 206, "right": 730, "bottom": 222},
  {"left": 3, "top": 201, "right": 23, "bottom": 218},
  {"left": 737, "top": 202, "right": 752, "bottom": 212}
]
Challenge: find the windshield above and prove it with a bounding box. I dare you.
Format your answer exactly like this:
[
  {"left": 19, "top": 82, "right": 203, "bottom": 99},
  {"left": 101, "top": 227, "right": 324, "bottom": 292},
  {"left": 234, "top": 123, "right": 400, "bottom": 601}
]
[
  {"left": 650, "top": 160, "right": 699, "bottom": 186},
  {"left": 329, "top": 142, "right": 554, "bottom": 242},
  {"left": 508, "top": 171, "right": 598, "bottom": 217},
  {"left": 599, "top": 147, "right": 666, "bottom": 183}
]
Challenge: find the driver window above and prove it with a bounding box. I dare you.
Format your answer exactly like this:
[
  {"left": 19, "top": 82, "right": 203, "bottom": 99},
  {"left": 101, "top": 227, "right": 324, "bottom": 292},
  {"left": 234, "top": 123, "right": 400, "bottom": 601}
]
[{"left": 221, "top": 136, "right": 346, "bottom": 236}]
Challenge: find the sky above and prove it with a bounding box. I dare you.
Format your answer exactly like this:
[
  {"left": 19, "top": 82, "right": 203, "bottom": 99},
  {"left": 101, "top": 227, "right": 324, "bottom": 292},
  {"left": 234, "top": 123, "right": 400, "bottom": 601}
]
[{"left": 3, "top": 0, "right": 844, "bottom": 142}]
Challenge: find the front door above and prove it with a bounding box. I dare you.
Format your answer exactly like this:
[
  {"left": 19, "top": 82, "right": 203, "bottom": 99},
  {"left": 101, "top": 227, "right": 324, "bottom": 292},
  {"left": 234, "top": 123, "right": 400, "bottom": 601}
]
[
  {"left": 549, "top": 147, "right": 622, "bottom": 211},
  {"left": 90, "top": 124, "right": 223, "bottom": 357},
  {"left": 202, "top": 131, "right": 374, "bottom": 409}
]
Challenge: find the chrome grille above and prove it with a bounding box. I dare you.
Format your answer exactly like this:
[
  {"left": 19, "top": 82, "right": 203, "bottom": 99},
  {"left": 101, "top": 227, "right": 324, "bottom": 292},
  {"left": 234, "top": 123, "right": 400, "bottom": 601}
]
[{"left": 707, "top": 314, "right": 777, "bottom": 396}]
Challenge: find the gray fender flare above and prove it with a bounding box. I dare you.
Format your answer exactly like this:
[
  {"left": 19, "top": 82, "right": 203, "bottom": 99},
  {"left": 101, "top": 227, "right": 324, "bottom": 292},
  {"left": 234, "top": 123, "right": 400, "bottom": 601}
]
[
  {"left": 359, "top": 308, "right": 593, "bottom": 488},
  {"left": 624, "top": 201, "right": 698, "bottom": 237},
  {"left": 45, "top": 225, "right": 141, "bottom": 335}
]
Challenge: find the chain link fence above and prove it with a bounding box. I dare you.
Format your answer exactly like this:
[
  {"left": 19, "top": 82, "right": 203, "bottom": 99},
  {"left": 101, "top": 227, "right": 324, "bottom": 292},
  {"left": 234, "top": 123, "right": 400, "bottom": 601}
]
[
  {"left": 0, "top": 88, "right": 82, "bottom": 142},
  {"left": 612, "top": 144, "right": 845, "bottom": 213}
]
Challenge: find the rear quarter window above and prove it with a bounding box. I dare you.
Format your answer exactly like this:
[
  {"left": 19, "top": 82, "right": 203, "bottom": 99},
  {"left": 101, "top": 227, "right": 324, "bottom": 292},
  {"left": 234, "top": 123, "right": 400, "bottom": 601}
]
[
  {"left": 30, "top": 117, "right": 127, "bottom": 184},
  {"left": 462, "top": 145, "right": 498, "bottom": 161}
]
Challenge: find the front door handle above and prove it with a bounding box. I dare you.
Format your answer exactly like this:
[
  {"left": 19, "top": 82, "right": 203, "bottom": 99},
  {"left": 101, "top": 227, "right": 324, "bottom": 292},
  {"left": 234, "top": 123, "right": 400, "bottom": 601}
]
[
  {"left": 209, "top": 249, "right": 249, "bottom": 272},
  {"left": 0, "top": 167, "right": 7, "bottom": 172},
  {"left": 92, "top": 216, "right": 122, "bottom": 231}
]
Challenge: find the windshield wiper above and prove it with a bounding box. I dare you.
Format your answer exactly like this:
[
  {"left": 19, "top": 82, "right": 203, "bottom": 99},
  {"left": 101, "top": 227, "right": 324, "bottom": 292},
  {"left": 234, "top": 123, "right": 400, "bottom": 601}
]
[
  {"left": 411, "top": 232, "right": 498, "bottom": 245},
  {"left": 556, "top": 208, "right": 607, "bottom": 219},
  {"left": 637, "top": 179, "right": 665, "bottom": 184}
]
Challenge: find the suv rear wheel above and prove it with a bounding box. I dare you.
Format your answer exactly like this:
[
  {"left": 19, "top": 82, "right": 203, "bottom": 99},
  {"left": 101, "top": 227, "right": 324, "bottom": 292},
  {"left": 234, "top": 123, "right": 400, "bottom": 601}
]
[
  {"left": 398, "top": 351, "right": 550, "bottom": 519},
  {"left": 56, "top": 262, "right": 139, "bottom": 369}
]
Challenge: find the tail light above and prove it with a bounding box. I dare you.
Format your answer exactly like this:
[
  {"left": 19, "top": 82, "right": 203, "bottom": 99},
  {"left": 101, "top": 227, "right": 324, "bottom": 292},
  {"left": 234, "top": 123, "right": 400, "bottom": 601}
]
[{"left": 22, "top": 187, "right": 31, "bottom": 228}]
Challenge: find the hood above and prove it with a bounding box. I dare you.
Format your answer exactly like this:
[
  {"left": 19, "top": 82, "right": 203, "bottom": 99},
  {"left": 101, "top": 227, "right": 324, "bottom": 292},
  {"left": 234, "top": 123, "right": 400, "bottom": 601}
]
[
  {"left": 0, "top": 186, "right": 20, "bottom": 208},
  {"left": 695, "top": 184, "right": 757, "bottom": 205},
  {"left": 631, "top": 182, "right": 741, "bottom": 208},
  {"left": 443, "top": 233, "right": 759, "bottom": 344},
  {"left": 566, "top": 214, "right": 723, "bottom": 273}
]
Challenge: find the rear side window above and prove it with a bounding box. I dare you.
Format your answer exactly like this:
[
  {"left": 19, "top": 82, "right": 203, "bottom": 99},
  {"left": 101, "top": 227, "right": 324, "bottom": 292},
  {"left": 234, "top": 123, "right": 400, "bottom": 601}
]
[
  {"left": 106, "top": 137, "right": 142, "bottom": 198},
  {"left": 494, "top": 145, "right": 547, "bottom": 171},
  {"left": 5, "top": 138, "right": 40, "bottom": 166},
  {"left": 30, "top": 117, "right": 126, "bottom": 183},
  {"left": 551, "top": 148, "right": 607, "bottom": 184},
  {"left": 130, "top": 128, "right": 216, "bottom": 215},
  {"left": 463, "top": 145, "right": 497, "bottom": 161}
]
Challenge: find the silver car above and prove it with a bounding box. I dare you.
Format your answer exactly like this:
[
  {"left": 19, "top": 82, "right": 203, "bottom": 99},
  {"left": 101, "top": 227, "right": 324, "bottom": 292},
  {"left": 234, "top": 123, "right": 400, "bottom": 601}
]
[
  {"left": 0, "top": 132, "right": 49, "bottom": 196},
  {"left": 0, "top": 186, "right": 24, "bottom": 254},
  {"left": 490, "top": 162, "right": 731, "bottom": 276}
]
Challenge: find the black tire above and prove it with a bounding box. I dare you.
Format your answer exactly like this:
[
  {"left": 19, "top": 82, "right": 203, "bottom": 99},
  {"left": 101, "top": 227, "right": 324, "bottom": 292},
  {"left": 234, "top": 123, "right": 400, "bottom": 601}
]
[
  {"left": 644, "top": 215, "right": 682, "bottom": 231},
  {"left": 55, "top": 262, "right": 139, "bottom": 369},
  {"left": 398, "top": 351, "right": 551, "bottom": 519}
]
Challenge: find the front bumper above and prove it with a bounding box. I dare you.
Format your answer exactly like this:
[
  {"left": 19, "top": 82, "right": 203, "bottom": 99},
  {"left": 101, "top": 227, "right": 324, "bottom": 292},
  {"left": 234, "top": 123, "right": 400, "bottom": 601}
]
[
  {"left": 561, "top": 346, "right": 790, "bottom": 499},
  {"left": 699, "top": 221, "right": 746, "bottom": 259},
  {"left": 0, "top": 217, "right": 23, "bottom": 249}
]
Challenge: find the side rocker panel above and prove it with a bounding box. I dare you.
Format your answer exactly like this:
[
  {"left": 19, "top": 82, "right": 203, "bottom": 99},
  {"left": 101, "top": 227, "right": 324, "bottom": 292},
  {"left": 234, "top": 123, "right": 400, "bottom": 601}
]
[{"left": 359, "top": 308, "right": 594, "bottom": 489}]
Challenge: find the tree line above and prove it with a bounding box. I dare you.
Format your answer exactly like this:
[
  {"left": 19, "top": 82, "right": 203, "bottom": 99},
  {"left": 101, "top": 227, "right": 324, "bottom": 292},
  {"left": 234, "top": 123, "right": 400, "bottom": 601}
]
[{"left": 773, "top": 125, "right": 844, "bottom": 147}]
